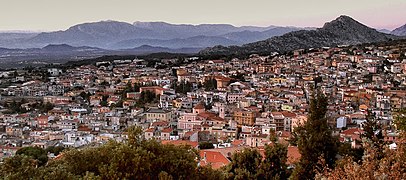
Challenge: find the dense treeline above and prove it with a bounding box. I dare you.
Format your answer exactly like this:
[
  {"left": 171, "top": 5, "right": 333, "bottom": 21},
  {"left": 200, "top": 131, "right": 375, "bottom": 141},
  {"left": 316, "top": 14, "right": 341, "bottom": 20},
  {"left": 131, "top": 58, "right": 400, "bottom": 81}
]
[
  {"left": 0, "top": 127, "right": 222, "bottom": 180},
  {"left": 2, "top": 100, "right": 54, "bottom": 114},
  {"left": 0, "top": 127, "right": 290, "bottom": 180}
]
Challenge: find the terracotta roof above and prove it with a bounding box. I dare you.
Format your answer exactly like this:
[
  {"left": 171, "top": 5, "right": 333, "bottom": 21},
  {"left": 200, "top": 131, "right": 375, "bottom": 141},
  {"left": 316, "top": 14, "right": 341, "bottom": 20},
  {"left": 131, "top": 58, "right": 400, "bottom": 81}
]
[
  {"left": 278, "top": 131, "right": 292, "bottom": 138},
  {"left": 161, "top": 128, "right": 173, "bottom": 133},
  {"left": 341, "top": 128, "right": 363, "bottom": 136},
  {"left": 215, "top": 76, "right": 232, "bottom": 82},
  {"left": 184, "top": 131, "right": 198, "bottom": 138},
  {"left": 231, "top": 140, "right": 244, "bottom": 147},
  {"left": 194, "top": 103, "right": 205, "bottom": 110},
  {"left": 78, "top": 126, "right": 92, "bottom": 132},
  {"left": 53, "top": 153, "right": 65, "bottom": 160},
  {"left": 198, "top": 112, "right": 217, "bottom": 119},
  {"left": 281, "top": 111, "right": 296, "bottom": 118},
  {"left": 199, "top": 150, "right": 230, "bottom": 169}
]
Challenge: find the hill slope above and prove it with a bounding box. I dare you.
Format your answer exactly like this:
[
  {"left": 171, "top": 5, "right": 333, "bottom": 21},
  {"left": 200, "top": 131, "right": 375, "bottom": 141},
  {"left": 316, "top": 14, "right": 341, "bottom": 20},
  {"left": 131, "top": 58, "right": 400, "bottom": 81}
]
[
  {"left": 4, "top": 21, "right": 308, "bottom": 49},
  {"left": 392, "top": 24, "right": 406, "bottom": 36},
  {"left": 199, "top": 15, "right": 399, "bottom": 55}
]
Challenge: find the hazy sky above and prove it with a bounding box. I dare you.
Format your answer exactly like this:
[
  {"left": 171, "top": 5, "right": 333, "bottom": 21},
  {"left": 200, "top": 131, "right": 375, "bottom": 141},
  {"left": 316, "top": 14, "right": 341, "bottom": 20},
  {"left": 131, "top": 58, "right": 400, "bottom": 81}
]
[{"left": 0, "top": 0, "right": 405, "bottom": 31}]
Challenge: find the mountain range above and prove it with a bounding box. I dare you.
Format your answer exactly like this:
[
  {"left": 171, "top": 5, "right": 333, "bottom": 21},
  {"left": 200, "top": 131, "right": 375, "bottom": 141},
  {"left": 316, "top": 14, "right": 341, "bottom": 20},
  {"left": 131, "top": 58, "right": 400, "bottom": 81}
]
[
  {"left": 0, "top": 21, "right": 311, "bottom": 50},
  {"left": 0, "top": 16, "right": 405, "bottom": 68},
  {"left": 392, "top": 24, "right": 406, "bottom": 36},
  {"left": 199, "top": 16, "right": 403, "bottom": 56}
]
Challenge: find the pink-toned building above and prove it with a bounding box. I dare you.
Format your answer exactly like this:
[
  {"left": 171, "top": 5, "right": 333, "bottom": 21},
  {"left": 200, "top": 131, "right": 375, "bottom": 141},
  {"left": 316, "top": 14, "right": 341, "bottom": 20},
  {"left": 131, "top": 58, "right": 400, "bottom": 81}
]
[
  {"left": 35, "top": 115, "right": 49, "bottom": 128},
  {"left": 177, "top": 104, "right": 205, "bottom": 131}
]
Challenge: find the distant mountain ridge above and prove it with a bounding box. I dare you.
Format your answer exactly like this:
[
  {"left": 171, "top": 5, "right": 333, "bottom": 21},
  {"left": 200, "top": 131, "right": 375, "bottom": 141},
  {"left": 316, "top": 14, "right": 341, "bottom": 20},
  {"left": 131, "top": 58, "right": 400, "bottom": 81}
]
[
  {"left": 0, "top": 43, "right": 202, "bottom": 68},
  {"left": 392, "top": 24, "right": 406, "bottom": 36},
  {"left": 199, "top": 15, "right": 401, "bottom": 56},
  {"left": 0, "top": 21, "right": 311, "bottom": 49}
]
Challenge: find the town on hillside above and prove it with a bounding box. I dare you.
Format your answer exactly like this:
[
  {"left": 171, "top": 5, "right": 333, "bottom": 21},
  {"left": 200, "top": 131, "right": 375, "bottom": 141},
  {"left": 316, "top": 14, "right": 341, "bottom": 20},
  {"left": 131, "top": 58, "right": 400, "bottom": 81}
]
[{"left": 0, "top": 43, "right": 405, "bottom": 169}]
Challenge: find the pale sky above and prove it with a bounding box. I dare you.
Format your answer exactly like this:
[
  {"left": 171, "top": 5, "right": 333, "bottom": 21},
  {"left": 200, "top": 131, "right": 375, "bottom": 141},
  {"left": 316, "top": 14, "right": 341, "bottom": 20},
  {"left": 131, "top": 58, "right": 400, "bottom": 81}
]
[{"left": 0, "top": 0, "right": 405, "bottom": 31}]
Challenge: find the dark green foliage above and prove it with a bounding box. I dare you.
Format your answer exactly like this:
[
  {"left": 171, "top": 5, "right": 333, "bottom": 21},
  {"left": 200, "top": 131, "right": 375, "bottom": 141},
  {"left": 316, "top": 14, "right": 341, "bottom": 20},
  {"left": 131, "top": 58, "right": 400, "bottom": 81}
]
[
  {"left": 291, "top": 89, "right": 339, "bottom": 179},
  {"left": 136, "top": 90, "right": 159, "bottom": 107},
  {"left": 0, "top": 155, "right": 40, "bottom": 179},
  {"left": 133, "top": 82, "right": 143, "bottom": 92},
  {"left": 79, "top": 91, "right": 91, "bottom": 102},
  {"left": 4, "top": 100, "right": 28, "bottom": 114},
  {"left": 25, "top": 101, "right": 55, "bottom": 113},
  {"left": 227, "top": 148, "right": 262, "bottom": 179},
  {"left": 203, "top": 78, "right": 217, "bottom": 91},
  {"left": 199, "top": 142, "right": 214, "bottom": 149},
  {"left": 338, "top": 143, "right": 364, "bottom": 163},
  {"left": 394, "top": 108, "right": 406, "bottom": 132},
  {"left": 173, "top": 81, "right": 193, "bottom": 94},
  {"left": 361, "top": 111, "right": 386, "bottom": 159},
  {"left": 100, "top": 95, "right": 109, "bottom": 107},
  {"left": 0, "top": 126, "right": 223, "bottom": 179},
  {"left": 224, "top": 144, "right": 288, "bottom": 179},
  {"left": 45, "top": 146, "right": 65, "bottom": 156},
  {"left": 257, "top": 143, "right": 288, "bottom": 180},
  {"left": 230, "top": 73, "right": 245, "bottom": 82},
  {"left": 99, "top": 81, "right": 110, "bottom": 86},
  {"left": 16, "top": 146, "right": 48, "bottom": 166},
  {"left": 196, "top": 166, "right": 225, "bottom": 180},
  {"left": 362, "top": 111, "right": 384, "bottom": 144}
]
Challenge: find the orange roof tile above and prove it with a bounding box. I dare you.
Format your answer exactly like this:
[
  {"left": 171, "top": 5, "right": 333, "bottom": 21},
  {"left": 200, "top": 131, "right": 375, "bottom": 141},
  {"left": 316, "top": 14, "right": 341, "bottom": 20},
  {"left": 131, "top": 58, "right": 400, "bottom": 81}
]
[
  {"left": 199, "top": 150, "right": 230, "bottom": 169},
  {"left": 194, "top": 103, "right": 205, "bottom": 110},
  {"left": 161, "top": 128, "right": 173, "bottom": 133},
  {"left": 231, "top": 140, "right": 244, "bottom": 147}
]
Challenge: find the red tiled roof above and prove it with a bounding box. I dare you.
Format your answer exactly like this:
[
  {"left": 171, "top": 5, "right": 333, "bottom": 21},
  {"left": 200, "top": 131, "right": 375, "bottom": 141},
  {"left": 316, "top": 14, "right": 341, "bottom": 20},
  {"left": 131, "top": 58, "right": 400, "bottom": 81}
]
[
  {"left": 278, "top": 131, "right": 292, "bottom": 138},
  {"left": 198, "top": 112, "right": 217, "bottom": 119},
  {"left": 194, "top": 103, "right": 205, "bottom": 110},
  {"left": 184, "top": 131, "right": 198, "bottom": 138},
  {"left": 281, "top": 111, "right": 296, "bottom": 118},
  {"left": 78, "top": 126, "right": 92, "bottom": 132},
  {"left": 231, "top": 140, "right": 244, "bottom": 147},
  {"left": 199, "top": 150, "right": 230, "bottom": 169},
  {"left": 161, "top": 128, "right": 173, "bottom": 133},
  {"left": 341, "top": 128, "right": 363, "bottom": 136}
]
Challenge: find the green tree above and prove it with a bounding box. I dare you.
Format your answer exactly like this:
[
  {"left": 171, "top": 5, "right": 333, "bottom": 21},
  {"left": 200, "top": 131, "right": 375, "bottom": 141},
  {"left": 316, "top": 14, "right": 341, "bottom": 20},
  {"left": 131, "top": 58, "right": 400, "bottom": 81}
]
[
  {"left": 136, "top": 90, "right": 159, "bottom": 107},
  {"left": 203, "top": 78, "right": 217, "bottom": 91},
  {"left": 46, "top": 146, "right": 65, "bottom": 156},
  {"left": 100, "top": 95, "right": 109, "bottom": 107},
  {"left": 257, "top": 142, "right": 288, "bottom": 179},
  {"left": 226, "top": 148, "right": 262, "bottom": 179},
  {"left": 337, "top": 142, "right": 364, "bottom": 163},
  {"left": 291, "top": 89, "right": 339, "bottom": 179},
  {"left": 0, "top": 155, "right": 39, "bottom": 179},
  {"left": 0, "top": 126, "right": 225, "bottom": 179},
  {"left": 173, "top": 81, "right": 193, "bottom": 94},
  {"left": 16, "top": 146, "right": 48, "bottom": 166},
  {"left": 199, "top": 142, "right": 214, "bottom": 149},
  {"left": 394, "top": 108, "right": 406, "bottom": 131}
]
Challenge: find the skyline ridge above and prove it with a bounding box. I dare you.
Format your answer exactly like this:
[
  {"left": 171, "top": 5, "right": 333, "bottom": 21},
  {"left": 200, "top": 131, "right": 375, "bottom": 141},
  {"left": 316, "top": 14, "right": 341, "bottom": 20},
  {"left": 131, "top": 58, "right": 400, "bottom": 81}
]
[
  {"left": 1, "top": 15, "right": 404, "bottom": 33},
  {"left": 1, "top": 0, "right": 406, "bottom": 31}
]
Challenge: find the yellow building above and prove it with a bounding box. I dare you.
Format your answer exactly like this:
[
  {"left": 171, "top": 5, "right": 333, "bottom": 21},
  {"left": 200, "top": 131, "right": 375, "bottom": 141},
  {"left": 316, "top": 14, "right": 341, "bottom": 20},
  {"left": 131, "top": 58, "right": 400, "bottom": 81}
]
[
  {"left": 145, "top": 108, "right": 173, "bottom": 122},
  {"left": 233, "top": 110, "right": 257, "bottom": 126},
  {"left": 269, "top": 77, "right": 287, "bottom": 84}
]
